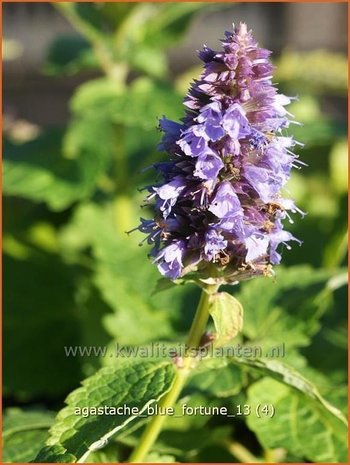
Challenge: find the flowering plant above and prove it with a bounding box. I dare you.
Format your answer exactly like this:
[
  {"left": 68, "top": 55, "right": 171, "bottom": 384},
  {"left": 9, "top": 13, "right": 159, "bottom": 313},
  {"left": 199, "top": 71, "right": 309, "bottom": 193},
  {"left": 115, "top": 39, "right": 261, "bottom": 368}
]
[
  {"left": 125, "top": 23, "right": 346, "bottom": 464},
  {"left": 3, "top": 4, "right": 347, "bottom": 464}
]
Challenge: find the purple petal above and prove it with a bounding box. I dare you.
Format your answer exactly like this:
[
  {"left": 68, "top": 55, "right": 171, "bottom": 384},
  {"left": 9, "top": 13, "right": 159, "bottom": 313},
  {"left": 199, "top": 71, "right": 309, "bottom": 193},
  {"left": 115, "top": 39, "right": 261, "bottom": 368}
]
[
  {"left": 208, "top": 181, "right": 242, "bottom": 218},
  {"left": 245, "top": 234, "right": 269, "bottom": 262},
  {"left": 154, "top": 241, "right": 185, "bottom": 279},
  {"left": 194, "top": 151, "right": 224, "bottom": 180},
  {"left": 203, "top": 228, "right": 228, "bottom": 261}
]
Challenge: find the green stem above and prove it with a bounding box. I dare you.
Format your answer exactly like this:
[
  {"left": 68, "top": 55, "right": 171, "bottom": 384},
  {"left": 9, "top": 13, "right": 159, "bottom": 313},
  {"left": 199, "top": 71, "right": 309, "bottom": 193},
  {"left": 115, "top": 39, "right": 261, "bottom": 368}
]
[
  {"left": 186, "top": 285, "right": 217, "bottom": 348},
  {"left": 128, "top": 284, "right": 218, "bottom": 463}
]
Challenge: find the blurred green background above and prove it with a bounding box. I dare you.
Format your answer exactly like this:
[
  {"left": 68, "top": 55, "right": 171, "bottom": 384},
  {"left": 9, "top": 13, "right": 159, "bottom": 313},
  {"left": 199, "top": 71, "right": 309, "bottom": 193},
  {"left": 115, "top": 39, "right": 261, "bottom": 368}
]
[{"left": 3, "top": 2, "right": 348, "bottom": 463}]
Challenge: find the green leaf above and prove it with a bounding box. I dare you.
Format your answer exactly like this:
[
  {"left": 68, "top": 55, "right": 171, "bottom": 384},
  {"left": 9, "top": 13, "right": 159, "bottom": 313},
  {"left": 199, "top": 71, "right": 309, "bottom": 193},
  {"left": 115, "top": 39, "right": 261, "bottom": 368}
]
[
  {"left": 70, "top": 278, "right": 115, "bottom": 376},
  {"left": 234, "top": 266, "right": 341, "bottom": 353},
  {"left": 70, "top": 78, "right": 123, "bottom": 119},
  {"left": 62, "top": 116, "right": 114, "bottom": 171},
  {"left": 83, "top": 441, "right": 121, "bottom": 463},
  {"left": 120, "top": 391, "right": 232, "bottom": 460},
  {"left": 132, "top": 3, "right": 221, "bottom": 49},
  {"left": 99, "top": 3, "right": 138, "bottom": 28},
  {"left": 32, "top": 445, "right": 76, "bottom": 463},
  {"left": 156, "top": 423, "right": 233, "bottom": 461},
  {"left": 71, "top": 77, "right": 182, "bottom": 130},
  {"left": 131, "top": 46, "right": 168, "bottom": 79},
  {"left": 3, "top": 128, "right": 111, "bottom": 210},
  {"left": 123, "top": 124, "right": 160, "bottom": 176},
  {"left": 323, "top": 228, "right": 347, "bottom": 269},
  {"left": 45, "top": 35, "right": 97, "bottom": 76},
  {"left": 3, "top": 253, "right": 83, "bottom": 400},
  {"left": 231, "top": 357, "right": 347, "bottom": 426},
  {"left": 110, "top": 2, "right": 220, "bottom": 67},
  {"left": 34, "top": 359, "right": 176, "bottom": 462},
  {"left": 188, "top": 362, "right": 246, "bottom": 398},
  {"left": 55, "top": 3, "right": 107, "bottom": 42},
  {"left": 247, "top": 377, "right": 348, "bottom": 462},
  {"left": 208, "top": 292, "right": 243, "bottom": 347},
  {"left": 153, "top": 278, "right": 180, "bottom": 295},
  {"left": 3, "top": 408, "right": 56, "bottom": 462},
  {"left": 59, "top": 203, "right": 199, "bottom": 345}
]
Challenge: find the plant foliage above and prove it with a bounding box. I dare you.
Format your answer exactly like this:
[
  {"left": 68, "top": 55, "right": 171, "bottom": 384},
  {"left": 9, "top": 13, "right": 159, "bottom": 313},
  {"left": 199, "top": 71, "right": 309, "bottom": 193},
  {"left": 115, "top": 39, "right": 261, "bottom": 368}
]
[{"left": 3, "top": 3, "right": 347, "bottom": 463}]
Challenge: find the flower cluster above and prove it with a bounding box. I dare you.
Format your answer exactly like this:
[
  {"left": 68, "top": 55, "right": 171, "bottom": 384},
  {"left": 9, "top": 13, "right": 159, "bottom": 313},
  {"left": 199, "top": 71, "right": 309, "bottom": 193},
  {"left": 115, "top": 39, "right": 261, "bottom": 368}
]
[{"left": 137, "top": 23, "right": 303, "bottom": 281}]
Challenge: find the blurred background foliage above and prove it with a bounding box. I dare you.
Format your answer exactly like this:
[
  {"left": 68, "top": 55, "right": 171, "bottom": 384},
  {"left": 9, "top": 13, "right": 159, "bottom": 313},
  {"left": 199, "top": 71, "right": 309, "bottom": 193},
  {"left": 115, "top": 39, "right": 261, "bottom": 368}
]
[{"left": 3, "top": 2, "right": 347, "bottom": 463}]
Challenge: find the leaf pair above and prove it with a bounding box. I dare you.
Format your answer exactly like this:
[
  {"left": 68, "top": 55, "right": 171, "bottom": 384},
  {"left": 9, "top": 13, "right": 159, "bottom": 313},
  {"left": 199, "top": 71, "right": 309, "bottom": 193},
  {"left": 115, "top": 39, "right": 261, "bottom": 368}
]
[
  {"left": 29, "top": 353, "right": 347, "bottom": 463},
  {"left": 33, "top": 360, "right": 176, "bottom": 463}
]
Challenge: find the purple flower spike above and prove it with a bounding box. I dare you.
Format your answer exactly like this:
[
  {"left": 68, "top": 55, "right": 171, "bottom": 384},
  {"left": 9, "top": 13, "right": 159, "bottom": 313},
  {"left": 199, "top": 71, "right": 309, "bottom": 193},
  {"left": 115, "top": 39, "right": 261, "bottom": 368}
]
[{"left": 137, "top": 23, "right": 303, "bottom": 281}]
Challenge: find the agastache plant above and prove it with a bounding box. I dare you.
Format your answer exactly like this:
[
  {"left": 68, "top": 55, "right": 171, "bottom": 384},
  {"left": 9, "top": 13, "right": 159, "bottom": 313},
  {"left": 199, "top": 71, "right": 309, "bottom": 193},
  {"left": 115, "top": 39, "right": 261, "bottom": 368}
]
[
  {"left": 138, "top": 22, "right": 304, "bottom": 285},
  {"left": 129, "top": 23, "right": 303, "bottom": 463}
]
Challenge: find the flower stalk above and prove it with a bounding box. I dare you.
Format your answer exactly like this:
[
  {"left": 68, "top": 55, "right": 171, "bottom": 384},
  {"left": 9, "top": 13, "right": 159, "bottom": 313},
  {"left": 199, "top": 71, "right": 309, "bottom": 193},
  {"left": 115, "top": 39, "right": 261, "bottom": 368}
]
[{"left": 128, "top": 284, "right": 218, "bottom": 463}]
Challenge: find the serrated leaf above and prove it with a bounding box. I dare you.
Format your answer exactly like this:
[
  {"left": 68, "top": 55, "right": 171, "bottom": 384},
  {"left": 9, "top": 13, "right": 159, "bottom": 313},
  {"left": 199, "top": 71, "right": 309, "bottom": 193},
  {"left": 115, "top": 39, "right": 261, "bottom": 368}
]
[
  {"left": 3, "top": 408, "right": 55, "bottom": 462},
  {"left": 32, "top": 445, "right": 76, "bottom": 463},
  {"left": 208, "top": 292, "right": 243, "bottom": 347},
  {"left": 188, "top": 363, "right": 246, "bottom": 398},
  {"left": 247, "top": 377, "right": 348, "bottom": 462},
  {"left": 234, "top": 266, "right": 341, "bottom": 353},
  {"left": 34, "top": 359, "right": 175, "bottom": 462},
  {"left": 231, "top": 357, "right": 347, "bottom": 427},
  {"left": 59, "top": 203, "right": 199, "bottom": 344}
]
